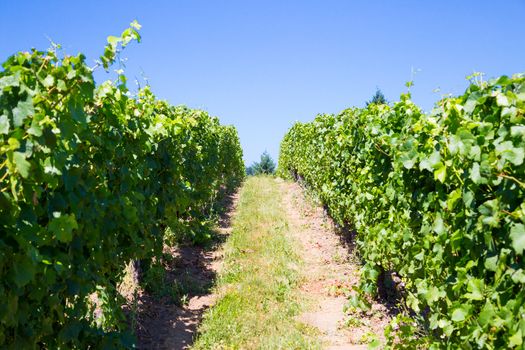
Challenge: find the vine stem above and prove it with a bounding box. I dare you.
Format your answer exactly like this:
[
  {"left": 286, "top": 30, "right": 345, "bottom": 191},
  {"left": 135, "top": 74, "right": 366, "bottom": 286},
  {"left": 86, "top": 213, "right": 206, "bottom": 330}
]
[
  {"left": 498, "top": 173, "right": 525, "bottom": 189},
  {"left": 374, "top": 143, "right": 389, "bottom": 157}
]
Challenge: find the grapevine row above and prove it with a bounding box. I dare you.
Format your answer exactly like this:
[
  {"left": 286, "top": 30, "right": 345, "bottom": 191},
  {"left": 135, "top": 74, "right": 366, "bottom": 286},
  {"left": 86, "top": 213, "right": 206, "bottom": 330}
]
[
  {"left": 0, "top": 23, "right": 244, "bottom": 347},
  {"left": 279, "top": 75, "right": 525, "bottom": 348}
]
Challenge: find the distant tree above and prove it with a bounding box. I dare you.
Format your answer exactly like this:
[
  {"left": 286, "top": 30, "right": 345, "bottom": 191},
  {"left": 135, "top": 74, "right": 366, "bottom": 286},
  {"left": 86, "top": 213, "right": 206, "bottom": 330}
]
[
  {"left": 366, "top": 88, "right": 388, "bottom": 107},
  {"left": 257, "top": 151, "right": 276, "bottom": 174},
  {"left": 246, "top": 151, "right": 276, "bottom": 175}
]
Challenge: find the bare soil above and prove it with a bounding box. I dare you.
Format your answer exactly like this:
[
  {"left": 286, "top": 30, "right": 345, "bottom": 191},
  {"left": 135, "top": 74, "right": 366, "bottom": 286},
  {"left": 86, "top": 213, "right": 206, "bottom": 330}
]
[
  {"left": 127, "top": 192, "right": 238, "bottom": 350},
  {"left": 279, "top": 179, "right": 392, "bottom": 349}
]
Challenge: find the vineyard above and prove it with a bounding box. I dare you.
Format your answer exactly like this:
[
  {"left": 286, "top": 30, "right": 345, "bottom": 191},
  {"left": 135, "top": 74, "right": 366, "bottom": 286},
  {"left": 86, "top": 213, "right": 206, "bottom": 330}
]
[
  {"left": 1, "top": 17, "right": 524, "bottom": 350},
  {"left": 279, "top": 75, "right": 525, "bottom": 348},
  {"left": 0, "top": 23, "right": 243, "bottom": 348}
]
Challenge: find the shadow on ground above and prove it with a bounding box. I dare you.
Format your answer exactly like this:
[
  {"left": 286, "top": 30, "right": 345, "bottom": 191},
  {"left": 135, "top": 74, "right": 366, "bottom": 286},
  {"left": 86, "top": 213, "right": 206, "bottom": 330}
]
[{"left": 131, "top": 192, "right": 237, "bottom": 350}]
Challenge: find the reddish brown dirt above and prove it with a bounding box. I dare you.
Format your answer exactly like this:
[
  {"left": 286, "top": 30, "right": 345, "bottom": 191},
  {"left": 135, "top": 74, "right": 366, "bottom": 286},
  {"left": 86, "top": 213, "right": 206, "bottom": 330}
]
[
  {"left": 124, "top": 192, "right": 238, "bottom": 350},
  {"left": 132, "top": 247, "right": 220, "bottom": 349},
  {"left": 279, "top": 179, "right": 391, "bottom": 349}
]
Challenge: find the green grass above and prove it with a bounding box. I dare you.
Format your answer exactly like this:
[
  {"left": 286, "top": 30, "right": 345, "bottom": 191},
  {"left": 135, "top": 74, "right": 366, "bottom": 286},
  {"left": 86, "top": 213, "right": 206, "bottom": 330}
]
[{"left": 192, "top": 176, "right": 320, "bottom": 350}]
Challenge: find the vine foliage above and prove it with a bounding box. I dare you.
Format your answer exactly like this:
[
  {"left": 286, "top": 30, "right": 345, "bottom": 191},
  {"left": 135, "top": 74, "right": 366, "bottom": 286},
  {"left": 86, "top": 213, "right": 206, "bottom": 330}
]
[
  {"left": 0, "top": 22, "right": 244, "bottom": 347},
  {"left": 279, "top": 74, "right": 525, "bottom": 348}
]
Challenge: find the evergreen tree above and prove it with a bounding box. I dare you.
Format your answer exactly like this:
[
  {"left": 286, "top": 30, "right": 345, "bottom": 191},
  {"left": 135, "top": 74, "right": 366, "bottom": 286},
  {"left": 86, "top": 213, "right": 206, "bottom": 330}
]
[
  {"left": 246, "top": 151, "right": 276, "bottom": 175},
  {"left": 366, "top": 88, "right": 387, "bottom": 106}
]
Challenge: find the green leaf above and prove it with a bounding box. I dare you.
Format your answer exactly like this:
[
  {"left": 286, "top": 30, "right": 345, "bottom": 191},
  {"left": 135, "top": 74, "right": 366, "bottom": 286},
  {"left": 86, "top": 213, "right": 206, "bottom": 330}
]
[
  {"left": 448, "top": 135, "right": 461, "bottom": 155},
  {"left": 462, "top": 190, "right": 474, "bottom": 207},
  {"left": 463, "top": 98, "right": 477, "bottom": 114},
  {"left": 69, "top": 99, "right": 87, "bottom": 124},
  {"left": 13, "top": 152, "right": 30, "bottom": 178},
  {"left": 425, "top": 286, "right": 445, "bottom": 305},
  {"left": 433, "top": 214, "right": 445, "bottom": 235},
  {"left": 419, "top": 151, "right": 441, "bottom": 171},
  {"left": 510, "top": 223, "right": 525, "bottom": 255},
  {"left": 403, "top": 158, "right": 415, "bottom": 169},
  {"left": 451, "top": 305, "right": 470, "bottom": 322},
  {"left": 107, "top": 35, "right": 121, "bottom": 48},
  {"left": 509, "top": 329, "right": 523, "bottom": 347},
  {"left": 57, "top": 79, "right": 67, "bottom": 92},
  {"left": 13, "top": 257, "right": 35, "bottom": 288},
  {"left": 484, "top": 255, "right": 498, "bottom": 272},
  {"left": 434, "top": 165, "right": 447, "bottom": 183},
  {"left": 44, "top": 157, "right": 62, "bottom": 175},
  {"left": 48, "top": 213, "right": 78, "bottom": 243},
  {"left": 511, "top": 125, "right": 525, "bottom": 138},
  {"left": 447, "top": 189, "right": 462, "bottom": 211},
  {"left": 495, "top": 92, "right": 510, "bottom": 107},
  {"left": 496, "top": 140, "right": 524, "bottom": 166},
  {"left": 66, "top": 70, "right": 76, "bottom": 80},
  {"left": 12, "top": 98, "right": 34, "bottom": 127},
  {"left": 0, "top": 73, "right": 20, "bottom": 89},
  {"left": 400, "top": 150, "right": 418, "bottom": 169},
  {"left": 465, "top": 278, "right": 484, "bottom": 300},
  {"left": 478, "top": 301, "right": 495, "bottom": 327},
  {"left": 27, "top": 118, "right": 43, "bottom": 136},
  {"left": 8, "top": 137, "right": 20, "bottom": 150},
  {"left": 470, "top": 162, "right": 482, "bottom": 184},
  {"left": 0, "top": 114, "right": 9, "bottom": 134},
  {"left": 368, "top": 338, "right": 381, "bottom": 349},
  {"left": 43, "top": 75, "right": 54, "bottom": 87},
  {"left": 511, "top": 269, "right": 525, "bottom": 284},
  {"left": 479, "top": 199, "right": 500, "bottom": 227},
  {"left": 502, "top": 106, "right": 518, "bottom": 120}
]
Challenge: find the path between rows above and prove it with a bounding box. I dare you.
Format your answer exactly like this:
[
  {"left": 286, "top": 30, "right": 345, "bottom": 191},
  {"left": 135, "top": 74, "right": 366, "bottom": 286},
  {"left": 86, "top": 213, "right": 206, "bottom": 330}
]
[
  {"left": 279, "top": 179, "right": 390, "bottom": 349},
  {"left": 134, "top": 177, "right": 390, "bottom": 349}
]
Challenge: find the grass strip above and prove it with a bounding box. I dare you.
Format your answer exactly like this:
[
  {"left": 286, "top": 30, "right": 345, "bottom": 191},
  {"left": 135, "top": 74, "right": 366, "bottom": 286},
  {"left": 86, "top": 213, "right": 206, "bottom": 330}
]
[{"left": 193, "top": 176, "right": 320, "bottom": 349}]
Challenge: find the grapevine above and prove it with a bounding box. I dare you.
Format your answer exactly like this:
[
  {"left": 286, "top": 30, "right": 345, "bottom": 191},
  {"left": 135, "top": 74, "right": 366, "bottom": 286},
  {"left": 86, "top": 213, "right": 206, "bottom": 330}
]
[
  {"left": 0, "top": 22, "right": 244, "bottom": 348},
  {"left": 279, "top": 75, "right": 525, "bottom": 348}
]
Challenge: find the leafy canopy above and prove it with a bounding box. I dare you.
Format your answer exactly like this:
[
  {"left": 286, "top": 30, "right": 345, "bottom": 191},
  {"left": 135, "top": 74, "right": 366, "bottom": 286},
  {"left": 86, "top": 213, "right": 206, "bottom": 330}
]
[
  {"left": 278, "top": 73, "right": 525, "bottom": 349},
  {"left": 0, "top": 21, "right": 244, "bottom": 348}
]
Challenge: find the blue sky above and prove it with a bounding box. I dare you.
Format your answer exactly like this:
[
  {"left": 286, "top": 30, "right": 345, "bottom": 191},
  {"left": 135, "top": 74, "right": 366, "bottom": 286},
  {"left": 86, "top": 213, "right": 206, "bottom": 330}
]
[{"left": 1, "top": 1, "right": 524, "bottom": 165}]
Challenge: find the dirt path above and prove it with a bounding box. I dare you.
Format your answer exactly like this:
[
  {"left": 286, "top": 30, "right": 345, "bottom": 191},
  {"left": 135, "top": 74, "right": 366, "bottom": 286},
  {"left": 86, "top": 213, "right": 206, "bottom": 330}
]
[
  {"left": 279, "top": 179, "right": 391, "bottom": 349},
  {"left": 130, "top": 192, "right": 238, "bottom": 349},
  {"left": 131, "top": 178, "right": 391, "bottom": 349}
]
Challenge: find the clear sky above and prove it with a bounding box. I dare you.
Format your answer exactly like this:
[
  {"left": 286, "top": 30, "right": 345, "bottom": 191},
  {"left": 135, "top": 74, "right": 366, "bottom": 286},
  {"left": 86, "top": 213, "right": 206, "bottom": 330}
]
[{"left": 1, "top": 1, "right": 524, "bottom": 165}]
